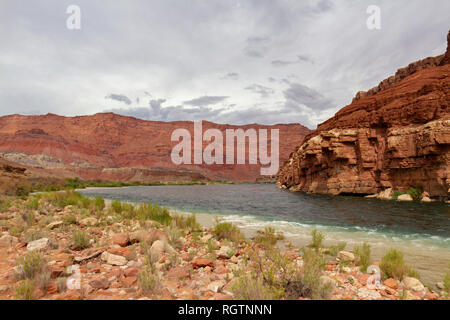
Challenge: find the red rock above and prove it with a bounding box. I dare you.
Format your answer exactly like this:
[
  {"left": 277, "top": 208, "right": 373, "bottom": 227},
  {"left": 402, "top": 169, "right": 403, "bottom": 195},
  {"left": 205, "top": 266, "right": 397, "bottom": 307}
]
[
  {"left": 119, "top": 275, "right": 137, "bottom": 288},
  {"left": 46, "top": 283, "right": 58, "bottom": 295},
  {"left": 49, "top": 265, "right": 65, "bottom": 279},
  {"left": 383, "top": 278, "right": 398, "bottom": 289},
  {"left": 215, "top": 266, "right": 230, "bottom": 274},
  {"left": 192, "top": 258, "right": 214, "bottom": 269},
  {"left": 357, "top": 274, "right": 371, "bottom": 286},
  {"left": 213, "top": 293, "right": 233, "bottom": 300},
  {"left": 107, "top": 247, "right": 132, "bottom": 258},
  {"left": 0, "top": 114, "right": 309, "bottom": 183},
  {"left": 424, "top": 292, "right": 438, "bottom": 300},
  {"left": 124, "top": 267, "right": 139, "bottom": 278},
  {"left": 278, "top": 31, "right": 450, "bottom": 198},
  {"left": 56, "top": 290, "right": 83, "bottom": 300},
  {"left": 167, "top": 266, "right": 191, "bottom": 280},
  {"left": 89, "top": 276, "right": 110, "bottom": 290},
  {"left": 111, "top": 233, "right": 129, "bottom": 247}
]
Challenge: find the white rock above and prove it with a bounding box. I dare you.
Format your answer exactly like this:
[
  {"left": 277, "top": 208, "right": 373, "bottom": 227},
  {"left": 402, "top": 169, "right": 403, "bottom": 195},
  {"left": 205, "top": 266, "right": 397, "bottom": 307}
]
[
  {"left": 357, "top": 288, "right": 382, "bottom": 300},
  {"left": 402, "top": 277, "right": 424, "bottom": 292},
  {"left": 319, "top": 276, "right": 337, "bottom": 288},
  {"left": 421, "top": 197, "right": 432, "bottom": 203},
  {"left": 27, "top": 238, "right": 49, "bottom": 251},
  {"left": 150, "top": 240, "right": 175, "bottom": 257},
  {"left": 378, "top": 188, "right": 393, "bottom": 200},
  {"left": 397, "top": 194, "right": 413, "bottom": 201},
  {"left": 101, "top": 251, "right": 127, "bottom": 266},
  {"left": 0, "top": 234, "right": 19, "bottom": 247},
  {"left": 337, "top": 251, "right": 355, "bottom": 262},
  {"left": 47, "top": 221, "right": 63, "bottom": 229},
  {"left": 217, "top": 246, "right": 234, "bottom": 259},
  {"left": 207, "top": 280, "right": 226, "bottom": 293}
]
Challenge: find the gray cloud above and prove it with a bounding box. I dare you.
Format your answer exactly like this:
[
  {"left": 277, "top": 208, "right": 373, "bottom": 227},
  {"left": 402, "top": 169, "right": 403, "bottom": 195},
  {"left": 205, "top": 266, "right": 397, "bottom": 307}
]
[
  {"left": 244, "top": 84, "right": 275, "bottom": 98},
  {"left": 105, "top": 94, "right": 132, "bottom": 105},
  {"left": 183, "top": 96, "right": 229, "bottom": 107},
  {"left": 220, "top": 72, "right": 239, "bottom": 80},
  {"left": 0, "top": 0, "right": 449, "bottom": 128}
]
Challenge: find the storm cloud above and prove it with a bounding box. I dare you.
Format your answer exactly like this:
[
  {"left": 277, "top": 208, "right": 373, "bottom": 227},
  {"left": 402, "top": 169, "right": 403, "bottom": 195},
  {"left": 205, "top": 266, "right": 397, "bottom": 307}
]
[{"left": 0, "top": 0, "right": 449, "bottom": 129}]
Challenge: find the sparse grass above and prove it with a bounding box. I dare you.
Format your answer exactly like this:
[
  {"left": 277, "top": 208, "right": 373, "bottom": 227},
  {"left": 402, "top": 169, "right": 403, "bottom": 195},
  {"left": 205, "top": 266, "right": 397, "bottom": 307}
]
[
  {"left": 56, "top": 277, "right": 67, "bottom": 293},
  {"left": 71, "top": 230, "right": 91, "bottom": 250},
  {"left": 444, "top": 272, "right": 450, "bottom": 294},
  {"left": 298, "top": 248, "right": 331, "bottom": 299},
  {"left": 36, "top": 270, "right": 51, "bottom": 292},
  {"left": 354, "top": 243, "right": 371, "bottom": 273},
  {"left": 21, "top": 211, "right": 35, "bottom": 226},
  {"left": 25, "top": 198, "right": 39, "bottom": 210},
  {"left": 172, "top": 213, "right": 201, "bottom": 231},
  {"left": 325, "top": 242, "right": 347, "bottom": 257},
  {"left": 307, "top": 229, "right": 324, "bottom": 250},
  {"left": 24, "top": 229, "right": 47, "bottom": 242},
  {"left": 16, "top": 251, "right": 46, "bottom": 280},
  {"left": 94, "top": 196, "right": 105, "bottom": 211},
  {"left": 138, "top": 265, "right": 161, "bottom": 294},
  {"left": 0, "top": 197, "right": 11, "bottom": 212},
  {"left": 15, "top": 280, "right": 35, "bottom": 300},
  {"left": 254, "top": 227, "right": 285, "bottom": 247},
  {"left": 63, "top": 214, "right": 78, "bottom": 226},
  {"left": 9, "top": 225, "right": 26, "bottom": 237},
  {"left": 213, "top": 222, "right": 243, "bottom": 243},
  {"left": 164, "top": 224, "right": 183, "bottom": 249},
  {"left": 232, "top": 272, "right": 282, "bottom": 300},
  {"left": 111, "top": 200, "right": 122, "bottom": 213},
  {"left": 380, "top": 249, "right": 420, "bottom": 280}
]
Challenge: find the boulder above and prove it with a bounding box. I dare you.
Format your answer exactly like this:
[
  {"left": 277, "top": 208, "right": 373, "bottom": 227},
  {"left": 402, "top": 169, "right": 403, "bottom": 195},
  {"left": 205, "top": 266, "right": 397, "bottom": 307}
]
[
  {"left": 27, "top": 238, "right": 50, "bottom": 251},
  {"left": 337, "top": 251, "right": 355, "bottom": 262},
  {"left": 111, "top": 233, "right": 129, "bottom": 247},
  {"left": 89, "top": 276, "right": 110, "bottom": 290},
  {"left": 0, "top": 234, "right": 19, "bottom": 247},
  {"left": 402, "top": 277, "right": 425, "bottom": 292},
  {"left": 101, "top": 251, "right": 127, "bottom": 266},
  {"left": 192, "top": 258, "right": 214, "bottom": 269},
  {"left": 47, "top": 221, "right": 64, "bottom": 229},
  {"left": 217, "top": 246, "right": 234, "bottom": 259},
  {"left": 79, "top": 217, "right": 97, "bottom": 227},
  {"left": 383, "top": 278, "right": 398, "bottom": 289},
  {"left": 150, "top": 240, "right": 175, "bottom": 257},
  {"left": 378, "top": 188, "right": 394, "bottom": 200},
  {"left": 397, "top": 194, "right": 413, "bottom": 201}
]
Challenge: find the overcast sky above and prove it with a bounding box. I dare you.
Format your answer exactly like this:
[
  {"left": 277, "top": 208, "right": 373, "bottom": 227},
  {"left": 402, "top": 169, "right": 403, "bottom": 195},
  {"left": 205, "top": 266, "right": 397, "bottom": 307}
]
[{"left": 0, "top": 0, "right": 449, "bottom": 128}]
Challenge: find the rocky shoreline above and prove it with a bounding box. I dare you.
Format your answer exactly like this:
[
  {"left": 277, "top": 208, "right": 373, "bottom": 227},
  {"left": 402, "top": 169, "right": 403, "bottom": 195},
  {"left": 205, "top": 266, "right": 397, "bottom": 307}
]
[{"left": 0, "top": 191, "right": 448, "bottom": 300}]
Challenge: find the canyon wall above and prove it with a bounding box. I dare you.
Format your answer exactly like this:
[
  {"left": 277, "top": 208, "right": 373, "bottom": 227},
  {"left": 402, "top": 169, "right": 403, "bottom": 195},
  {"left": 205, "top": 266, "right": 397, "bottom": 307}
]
[
  {"left": 0, "top": 114, "right": 309, "bottom": 183},
  {"left": 278, "top": 31, "right": 450, "bottom": 199}
]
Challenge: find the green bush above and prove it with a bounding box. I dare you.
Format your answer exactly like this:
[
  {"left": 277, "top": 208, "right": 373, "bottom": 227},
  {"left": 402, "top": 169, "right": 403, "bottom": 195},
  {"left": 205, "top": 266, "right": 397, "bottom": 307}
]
[
  {"left": 24, "top": 229, "right": 47, "bottom": 242},
  {"left": 392, "top": 191, "right": 405, "bottom": 200},
  {"left": 354, "top": 243, "right": 371, "bottom": 273},
  {"left": 95, "top": 196, "right": 105, "bottom": 211},
  {"left": 325, "top": 242, "right": 347, "bottom": 257},
  {"left": 213, "top": 222, "right": 243, "bottom": 243},
  {"left": 72, "top": 230, "right": 91, "bottom": 250},
  {"left": 407, "top": 188, "right": 423, "bottom": 201},
  {"left": 254, "top": 227, "right": 284, "bottom": 247},
  {"left": 111, "top": 200, "right": 122, "bottom": 213},
  {"left": 0, "top": 198, "right": 11, "bottom": 212},
  {"left": 15, "top": 280, "right": 35, "bottom": 300},
  {"left": 380, "top": 249, "right": 419, "bottom": 280},
  {"left": 17, "top": 251, "right": 46, "bottom": 280},
  {"left": 299, "top": 248, "right": 331, "bottom": 300},
  {"left": 232, "top": 272, "right": 282, "bottom": 300},
  {"left": 63, "top": 214, "right": 78, "bottom": 225},
  {"left": 138, "top": 265, "right": 160, "bottom": 294},
  {"left": 307, "top": 229, "right": 324, "bottom": 250},
  {"left": 25, "top": 198, "right": 39, "bottom": 210}
]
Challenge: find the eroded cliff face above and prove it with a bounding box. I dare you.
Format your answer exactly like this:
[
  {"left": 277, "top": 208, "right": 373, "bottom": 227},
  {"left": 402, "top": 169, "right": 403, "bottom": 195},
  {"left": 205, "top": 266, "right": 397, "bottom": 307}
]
[
  {"left": 0, "top": 114, "right": 310, "bottom": 183},
  {"left": 278, "top": 31, "right": 450, "bottom": 199}
]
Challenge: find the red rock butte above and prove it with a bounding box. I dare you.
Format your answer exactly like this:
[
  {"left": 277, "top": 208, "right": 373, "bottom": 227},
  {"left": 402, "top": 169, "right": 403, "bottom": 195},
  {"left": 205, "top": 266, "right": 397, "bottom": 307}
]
[
  {"left": 0, "top": 113, "right": 310, "bottom": 183},
  {"left": 278, "top": 30, "right": 450, "bottom": 199}
]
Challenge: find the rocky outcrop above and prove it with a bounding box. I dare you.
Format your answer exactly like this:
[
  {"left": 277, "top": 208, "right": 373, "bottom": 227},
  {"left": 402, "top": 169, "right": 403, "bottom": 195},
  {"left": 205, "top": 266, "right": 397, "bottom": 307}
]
[
  {"left": 0, "top": 114, "right": 310, "bottom": 182},
  {"left": 278, "top": 31, "right": 450, "bottom": 199}
]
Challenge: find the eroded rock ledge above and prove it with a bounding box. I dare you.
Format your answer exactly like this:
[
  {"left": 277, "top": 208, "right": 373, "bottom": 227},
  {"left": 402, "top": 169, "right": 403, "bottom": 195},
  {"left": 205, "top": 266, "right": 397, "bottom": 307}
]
[{"left": 278, "top": 31, "right": 450, "bottom": 199}]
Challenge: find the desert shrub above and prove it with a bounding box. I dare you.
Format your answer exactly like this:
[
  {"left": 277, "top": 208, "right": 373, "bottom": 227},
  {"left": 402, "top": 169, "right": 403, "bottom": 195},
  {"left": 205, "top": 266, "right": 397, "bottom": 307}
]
[
  {"left": 354, "top": 243, "right": 371, "bottom": 272},
  {"left": 138, "top": 265, "right": 161, "bottom": 294},
  {"left": 172, "top": 213, "right": 201, "bottom": 231},
  {"left": 24, "top": 229, "right": 47, "bottom": 242},
  {"left": 94, "top": 196, "right": 105, "bottom": 211},
  {"left": 72, "top": 230, "right": 90, "bottom": 250},
  {"left": 164, "top": 224, "right": 183, "bottom": 249},
  {"left": 21, "top": 211, "right": 36, "bottom": 226},
  {"left": 16, "top": 251, "right": 46, "bottom": 280},
  {"left": 444, "top": 272, "right": 450, "bottom": 294},
  {"left": 407, "top": 188, "right": 423, "bottom": 200},
  {"left": 9, "top": 225, "right": 25, "bottom": 237},
  {"left": 254, "top": 227, "right": 284, "bottom": 247},
  {"left": 42, "top": 190, "right": 95, "bottom": 209},
  {"left": 307, "top": 229, "right": 324, "bottom": 250},
  {"left": 392, "top": 191, "right": 405, "bottom": 200},
  {"left": 25, "top": 198, "right": 39, "bottom": 210},
  {"left": 15, "top": 280, "right": 35, "bottom": 300},
  {"left": 36, "top": 270, "right": 51, "bottom": 291},
  {"left": 325, "top": 242, "right": 347, "bottom": 257},
  {"left": 111, "top": 200, "right": 122, "bottom": 213},
  {"left": 213, "top": 222, "right": 243, "bottom": 243},
  {"left": 380, "top": 249, "right": 419, "bottom": 280},
  {"left": 63, "top": 214, "right": 77, "bottom": 225},
  {"left": 0, "top": 197, "right": 11, "bottom": 212},
  {"left": 56, "top": 277, "right": 68, "bottom": 293},
  {"left": 232, "top": 272, "right": 282, "bottom": 300},
  {"left": 298, "top": 248, "right": 331, "bottom": 299}
]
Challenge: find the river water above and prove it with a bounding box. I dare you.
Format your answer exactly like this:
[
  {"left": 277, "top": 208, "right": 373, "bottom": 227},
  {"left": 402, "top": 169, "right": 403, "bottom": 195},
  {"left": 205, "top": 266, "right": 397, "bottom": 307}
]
[{"left": 79, "top": 184, "right": 450, "bottom": 285}]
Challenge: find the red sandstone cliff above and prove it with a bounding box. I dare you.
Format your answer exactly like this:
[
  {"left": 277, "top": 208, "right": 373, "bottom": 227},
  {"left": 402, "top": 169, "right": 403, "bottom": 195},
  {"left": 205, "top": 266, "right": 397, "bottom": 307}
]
[
  {"left": 278, "top": 31, "right": 450, "bottom": 199},
  {"left": 0, "top": 114, "right": 309, "bottom": 183}
]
